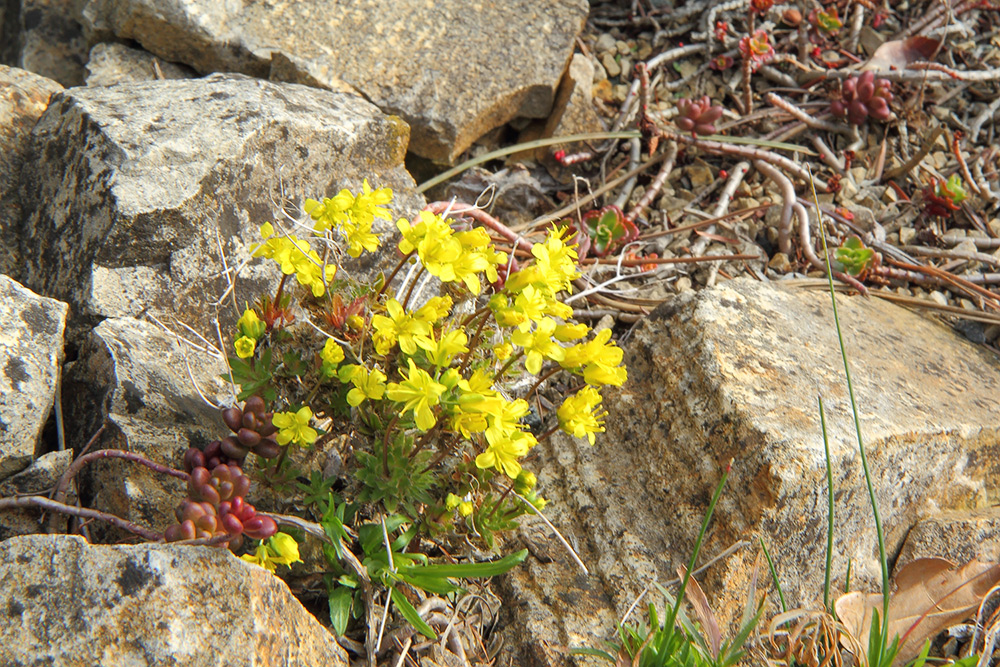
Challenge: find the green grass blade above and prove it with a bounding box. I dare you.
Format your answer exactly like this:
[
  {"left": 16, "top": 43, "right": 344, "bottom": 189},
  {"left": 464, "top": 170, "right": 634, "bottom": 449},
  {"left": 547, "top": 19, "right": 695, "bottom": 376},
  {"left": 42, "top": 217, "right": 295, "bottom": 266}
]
[
  {"left": 808, "top": 166, "right": 891, "bottom": 663},
  {"left": 759, "top": 536, "right": 787, "bottom": 613},
  {"left": 416, "top": 131, "right": 641, "bottom": 193},
  {"left": 819, "top": 395, "right": 835, "bottom": 613},
  {"left": 665, "top": 463, "right": 731, "bottom": 632}
]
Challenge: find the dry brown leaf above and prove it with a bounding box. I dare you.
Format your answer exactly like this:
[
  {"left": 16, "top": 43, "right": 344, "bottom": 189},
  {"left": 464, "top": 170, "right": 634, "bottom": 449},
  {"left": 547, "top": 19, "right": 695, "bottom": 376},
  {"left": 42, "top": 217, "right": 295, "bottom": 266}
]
[
  {"left": 834, "top": 558, "right": 1000, "bottom": 666},
  {"left": 678, "top": 565, "right": 721, "bottom": 658},
  {"left": 863, "top": 36, "right": 940, "bottom": 72}
]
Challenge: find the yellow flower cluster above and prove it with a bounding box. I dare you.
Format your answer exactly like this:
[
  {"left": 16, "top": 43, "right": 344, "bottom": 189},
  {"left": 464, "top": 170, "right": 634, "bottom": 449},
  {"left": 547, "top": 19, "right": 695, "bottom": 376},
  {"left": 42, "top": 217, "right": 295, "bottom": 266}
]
[
  {"left": 396, "top": 211, "right": 507, "bottom": 294},
  {"left": 304, "top": 179, "right": 389, "bottom": 258},
  {"left": 252, "top": 223, "right": 337, "bottom": 297}
]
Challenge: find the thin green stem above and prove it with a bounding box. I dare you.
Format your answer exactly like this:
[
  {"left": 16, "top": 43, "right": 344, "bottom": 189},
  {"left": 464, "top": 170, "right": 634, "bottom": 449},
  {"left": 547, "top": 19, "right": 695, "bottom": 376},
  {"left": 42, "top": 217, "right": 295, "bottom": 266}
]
[
  {"left": 759, "top": 537, "right": 787, "bottom": 614},
  {"left": 667, "top": 461, "right": 731, "bottom": 630},
  {"left": 809, "top": 167, "right": 890, "bottom": 662},
  {"left": 416, "top": 131, "right": 641, "bottom": 193},
  {"left": 819, "top": 395, "right": 835, "bottom": 613}
]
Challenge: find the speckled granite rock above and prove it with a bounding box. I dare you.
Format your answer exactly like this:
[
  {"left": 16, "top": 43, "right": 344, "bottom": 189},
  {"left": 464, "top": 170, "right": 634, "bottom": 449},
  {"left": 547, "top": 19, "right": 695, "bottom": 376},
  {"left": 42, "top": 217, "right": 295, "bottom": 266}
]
[
  {"left": 84, "top": 42, "right": 197, "bottom": 86},
  {"left": 79, "top": 0, "right": 588, "bottom": 160},
  {"left": 896, "top": 508, "right": 1000, "bottom": 570},
  {"left": 18, "top": 73, "right": 422, "bottom": 340},
  {"left": 0, "top": 275, "right": 68, "bottom": 480},
  {"left": 0, "top": 65, "right": 62, "bottom": 279},
  {"left": 0, "top": 0, "right": 88, "bottom": 87},
  {"left": 498, "top": 278, "right": 1000, "bottom": 666},
  {"left": 0, "top": 534, "right": 349, "bottom": 667}
]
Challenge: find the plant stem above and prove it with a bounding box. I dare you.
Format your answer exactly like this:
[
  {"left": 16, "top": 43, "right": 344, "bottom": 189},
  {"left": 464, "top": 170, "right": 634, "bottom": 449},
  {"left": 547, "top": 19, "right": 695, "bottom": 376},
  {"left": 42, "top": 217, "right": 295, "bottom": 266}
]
[
  {"left": 378, "top": 250, "right": 415, "bottom": 299},
  {"left": 382, "top": 414, "right": 400, "bottom": 476},
  {"left": 809, "top": 168, "right": 890, "bottom": 662},
  {"left": 53, "top": 448, "right": 189, "bottom": 507},
  {"left": 667, "top": 460, "right": 731, "bottom": 630},
  {"left": 819, "top": 395, "right": 835, "bottom": 613}
]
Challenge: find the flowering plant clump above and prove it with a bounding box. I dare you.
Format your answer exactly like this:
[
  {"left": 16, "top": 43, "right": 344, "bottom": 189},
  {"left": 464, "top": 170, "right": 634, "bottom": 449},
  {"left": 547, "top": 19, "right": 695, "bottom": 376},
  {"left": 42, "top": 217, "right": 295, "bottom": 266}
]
[
  {"left": 190, "top": 180, "right": 627, "bottom": 637},
  {"left": 831, "top": 70, "right": 893, "bottom": 125}
]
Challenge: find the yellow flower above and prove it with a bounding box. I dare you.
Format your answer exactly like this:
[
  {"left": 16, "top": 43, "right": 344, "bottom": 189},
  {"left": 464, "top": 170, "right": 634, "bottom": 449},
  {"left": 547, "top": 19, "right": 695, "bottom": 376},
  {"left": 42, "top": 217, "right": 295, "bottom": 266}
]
[
  {"left": 272, "top": 406, "right": 318, "bottom": 446},
  {"left": 234, "top": 335, "right": 256, "bottom": 359},
  {"left": 475, "top": 428, "right": 536, "bottom": 478},
  {"left": 415, "top": 329, "right": 468, "bottom": 367},
  {"left": 371, "top": 298, "right": 431, "bottom": 355},
  {"left": 485, "top": 397, "right": 530, "bottom": 443},
  {"left": 338, "top": 364, "right": 387, "bottom": 406},
  {"left": 237, "top": 306, "right": 266, "bottom": 340},
  {"left": 557, "top": 386, "right": 607, "bottom": 445},
  {"left": 321, "top": 338, "right": 345, "bottom": 365},
  {"left": 511, "top": 318, "right": 565, "bottom": 375},
  {"left": 240, "top": 533, "right": 301, "bottom": 572},
  {"left": 414, "top": 296, "right": 453, "bottom": 324},
  {"left": 560, "top": 328, "right": 627, "bottom": 386},
  {"left": 532, "top": 227, "right": 579, "bottom": 294},
  {"left": 386, "top": 358, "right": 446, "bottom": 431},
  {"left": 320, "top": 338, "right": 345, "bottom": 378}
]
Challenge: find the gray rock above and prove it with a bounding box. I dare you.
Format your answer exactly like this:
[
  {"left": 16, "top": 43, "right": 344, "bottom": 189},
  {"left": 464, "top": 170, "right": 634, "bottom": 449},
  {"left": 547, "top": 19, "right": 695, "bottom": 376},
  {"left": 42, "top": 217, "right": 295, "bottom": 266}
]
[
  {"left": 79, "top": 0, "right": 588, "bottom": 160},
  {"left": 500, "top": 278, "right": 1000, "bottom": 664},
  {"left": 0, "top": 449, "right": 74, "bottom": 538},
  {"left": 0, "top": 65, "right": 62, "bottom": 279},
  {"left": 62, "top": 317, "right": 230, "bottom": 540},
  {"left": 85, "top": 42, "right": 197, "bottom": 86},
  {"left": 19, "top": 73, "right": 422, "bottom": 341},
  {"left": 0, "top": 533, "right": 349, "bottom": 666},
  {"left": 896, "top": 508, "right": 1000, "bottom": 570},
  {"left": 1, "top": 0, "right": 88, "bottom": 87},
  {"left": 0, "top": 275, "right": 68, "bottom": 480}
]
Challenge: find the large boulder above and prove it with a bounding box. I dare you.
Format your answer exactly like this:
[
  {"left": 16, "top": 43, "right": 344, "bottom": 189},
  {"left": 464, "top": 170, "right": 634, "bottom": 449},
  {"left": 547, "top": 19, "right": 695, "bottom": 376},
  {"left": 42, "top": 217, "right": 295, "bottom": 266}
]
[
  {"left": 0, "top": 275, "right": 68, "bottom": 480},
  {"left": 18, "top": 73, "right": 423, "bottom": 341},
  {"left": 499, "top": 278, "right": 1000, "bottom": 665},
  {"left": 0, "top": 533, "right": 349, "bottom": 666},
  {"left": 79, "top": 0, "right": 589, "bottom": 160},
  {"left": 0, "top": 65, "right": 62, "bottom": 279}
]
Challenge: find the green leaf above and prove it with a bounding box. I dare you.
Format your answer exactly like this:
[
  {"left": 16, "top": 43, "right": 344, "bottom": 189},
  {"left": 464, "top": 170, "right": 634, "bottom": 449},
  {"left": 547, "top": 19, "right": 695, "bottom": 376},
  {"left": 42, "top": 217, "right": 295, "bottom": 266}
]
[
  {"left": 390, "top": 587, "right": 437, "bottom": 639},
  {"left": 395, "top": 549, "right": 528, "bottom": 578},
  {"left": 328, "top": 585, "right": 353, "bottom": 636},
  {"left": 395, "top": 571, "right": 460, "bottom": 595}
]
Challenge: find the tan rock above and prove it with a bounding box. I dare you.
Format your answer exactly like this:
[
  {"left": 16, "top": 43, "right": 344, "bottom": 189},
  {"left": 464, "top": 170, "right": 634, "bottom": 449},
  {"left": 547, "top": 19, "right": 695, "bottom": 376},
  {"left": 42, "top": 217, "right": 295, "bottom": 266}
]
[
  {"left": 80, "top": 0, "right": 588, "bottom": 161},
  {"left": 85, "top": 42, "right": 196, "bottom": 86},
  {"left": 0, "top": 534, "right": 348, "bottom": 666},
  {"left": 0, "top": 65, "right": 62, "bottom": 278},
  {"left": 895, "top": 508, "right": 1000, "bottom": 570},
  {"left": 500, "top": 278, "right": 1000, "bottom": 663},
  {"left": 0, "top": 276, "right": 68, "bottom": 479},
  {"left": 19, "top": 74, "right": 422, "bottom": 340}
]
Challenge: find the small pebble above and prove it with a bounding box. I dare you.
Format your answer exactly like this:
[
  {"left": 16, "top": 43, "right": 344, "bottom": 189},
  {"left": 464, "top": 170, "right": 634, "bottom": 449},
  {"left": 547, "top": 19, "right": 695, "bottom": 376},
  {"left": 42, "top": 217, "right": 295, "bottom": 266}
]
[
  {"left": 592, "top": 58, "right": 608, "bottom": 82},
  {"left": 601, "top": 52, "right": 621, "bottom": 78},
  {"left": 768, "top": 253, "right": 791, "bottom": 272},
  {"left": 619, "top": 57, "right": 632, "bottom": 76},
  {"left": 615, "top": 40, "right": 631, "bottom": 56},
  {"left": 595, "top": 33, "right": 616, "bottom": 53},
  {"left": 675, "top": 276, "right": 693, "bottom": 292},
  {"left": 928, "top": 290, "right": 949, "bottom": 307},
  {"left": 984, "top": 324, "right": 1000, "bottom": 342},
  {"left": 899, "top": 227, "right": 916, "bottom": 245}
]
